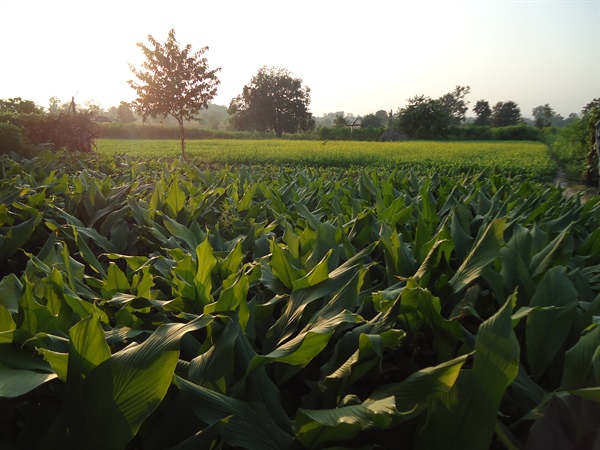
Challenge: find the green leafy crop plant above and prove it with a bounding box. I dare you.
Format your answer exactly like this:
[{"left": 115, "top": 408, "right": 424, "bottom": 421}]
[
  {"left": 97, "top": 138, "right": 558, "bottom": 181},
  {"left": 0, "top": 151, "right": 598, "bottom": 450}
]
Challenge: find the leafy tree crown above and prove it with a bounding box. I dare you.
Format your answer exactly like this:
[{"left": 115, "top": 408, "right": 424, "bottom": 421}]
[{"left": 128, "top": 29, "right": 220, "bottom": 123}]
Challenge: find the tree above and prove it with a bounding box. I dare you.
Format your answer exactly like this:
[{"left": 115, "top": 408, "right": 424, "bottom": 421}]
[
  {"left": 128, "top": 29, "right": 220, "bottom": 158},
  {"left": 361, "top": 110, "right": 387, "bottom": 128},
  {"left": 532, "top": 104, "right": 556, "bottom": 128},
  {"left": 582, "top": 98, "right": 600, "bottom": 115},
  {"left": 473, "top": 100, "right": 492, "bottom": 126},
  {"left": 116, "top": 101, "right": 136, "bottom": 123},
  {"left": 48, "top": 96, "right": 69, "bottom": 114},
  {"left": 0, "top": 97, "right": 42, "bottom": 114},
  {"left": 333, "top": 114, "right": 348, "bottom": 128},
  {"left": 439, "top": 85, "right": 471, "bottom": 124},
  {"left": 490, "top": 101, "right": 522, "bottom": 127},
  {"left": 228, "top": 66, "right": 314, "bottom": 137},
  {"left": 396, "top": 95, "right": 451, "bottom": 139}
]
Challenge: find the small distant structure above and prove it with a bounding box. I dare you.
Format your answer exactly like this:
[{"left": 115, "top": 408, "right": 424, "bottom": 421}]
[
  {"left": 347, "top": 117, "right": 363, "bottom": 137},
  {"left": 379, "top": 128, "right": 410, "bottom": 142}
]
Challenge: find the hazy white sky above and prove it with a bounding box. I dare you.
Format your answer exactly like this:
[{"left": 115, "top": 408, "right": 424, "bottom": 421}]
[{"left": 0, "top": 0, "right": 598, "bottom": 117}]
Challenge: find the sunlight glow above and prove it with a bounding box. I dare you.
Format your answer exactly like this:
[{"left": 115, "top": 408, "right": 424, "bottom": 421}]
[{"left": 0, "top": 0, "right": 597, "bottom": 117}]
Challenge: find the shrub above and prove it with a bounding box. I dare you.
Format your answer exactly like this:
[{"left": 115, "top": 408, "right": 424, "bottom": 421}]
[
  {"left": 447, "top": 125, "right": 494, "bottom": 140},
  {"left": 492, "top": 124, "right": 541, "bottom": 141},
  {"left": 552, "top": 109, "right": 600, "bottom": 183},
  {"left": 0, "top": 122, "right": 23, "bottom": 154},
  {"left": 318, "top": 126, "right": 384, "bottom": 141}
]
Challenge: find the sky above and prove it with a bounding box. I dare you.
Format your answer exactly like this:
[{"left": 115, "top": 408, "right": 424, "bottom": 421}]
[{"left": 0, "top": 0, "right": 598, "bottom": 118}]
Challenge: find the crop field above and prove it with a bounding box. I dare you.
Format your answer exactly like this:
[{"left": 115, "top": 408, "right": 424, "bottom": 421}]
[
  {"left": 1, "top": 149, "right": 599, "bottom": 449},
  {"left": 97, "top": 138, "right": 558, "bottom": 181}
]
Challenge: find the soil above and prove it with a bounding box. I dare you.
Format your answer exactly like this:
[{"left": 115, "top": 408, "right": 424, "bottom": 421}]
[{"left": 555, "top": 167, "right": 599, "bottom": 203}]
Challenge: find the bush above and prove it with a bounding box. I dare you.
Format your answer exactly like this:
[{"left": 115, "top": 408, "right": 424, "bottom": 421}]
[
  {"left": 552, "top": 109, "right": 600, "bottom": 184},
  {"left": 318, "top": 126, "right": 384, "bottom": 141},
  {"left": 0, "top": 112, "right": 96, "bottom": 152},
  {"left": 492, "top": 124, "right": 542, "bottom": 141},
  {"left": 0, "top": 122, "right": 24, "bottom": 154},
  {"left": 96, "top": 122, "right": 300, "bottom": 140},
  {"left": 447, "top": 125, "right": 494, "bottom": 140}
]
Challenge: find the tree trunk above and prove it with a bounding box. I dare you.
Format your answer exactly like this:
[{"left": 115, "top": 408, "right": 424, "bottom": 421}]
[{"left": 177, "top": 117, "right": 186, "bottom": 159}]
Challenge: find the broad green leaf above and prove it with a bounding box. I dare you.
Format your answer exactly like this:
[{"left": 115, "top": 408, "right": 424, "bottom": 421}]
[
  {"left": 530, "top": 226, "right": 573, "bottom": 278},
  {"left": 236, "top": 182, "right": 257, "bottom": 212},
  {"left": 169, "top": 417, "right": 232, "bottom": 450},
  {"left": 292, "top": 249, "right": 332, "bottom": 290},
  {"left": 562, "top": 325, "right": 600, "bottom": 389},
  {"left": 367, "top": 353, "right": 470, "bottom": 414},
  {"left": 38, "top": 349, "right": 69, "bottom": 382},
  {"left": 218, "top": 239, "right": 244, "bottom": 280},
  {"left": 204, "top": 274, "right": 250, "bottom": 329},
  {"left": 569, "top": 387, "right": 600, "bottom": 402},
  {"left": 249, "top": 309, "right": 363, "bottom": 374},
  {"left": 71, "top": 226, "right": 107, "bottom": 277},
  {"left": 174, "top": 375, "right": 295, "bottom": 450},
  {"left": 321, "top": 330, "right": 405, "bottom": 396},
  {"left": 194, "top": 238, "right": 217, "bottom": 306},
  {"left": 304, "top": 222, "right": 339, "bottom": 272},
  {"left": 264, "top": 244, "right": 375, "bottom": 352},
  {"left": 74, "top": 225, "right": 117, "bottom": 253},
  {"left": 269, "top": 239, "right": 304, "bottom": 289},
  {"left": 449, "top": 218, "right": 505, "bottom": 294},
  {"left": 166, "top": 176, "right": 186, "bottom": 217},
  {"left": 60, "top": 242, "right": 85, "bottom": 293},
  {"left": 163, "top": 214, "right": 201, "bottom": 250},
  {"left": 0, "top": 273, "right": 22, "bottom": 314},
  {"left": 104, "top": 253, "right": 151, "bottom": 270},
  {"left": 296, "top": 396, "right": 398, "bottom": 449},
  {"left": 0, "top": 211, "right": 43, "bottom": 260},
  {"left": 0, "top": 362, "right": 57, "bottom": 398},
  {"left": 526, "top": 266, "right": 578, "bottom": 379},
  {"left": 50, "top": 315, "right": 215, "bottom": 450},
  {"left": 101, "top": 262, "right": 131, "bottom": 298},
  {"left": 67, "top": 313, "right": 111, "bottom": 380},
  {"left": 402, "top": 281, "right": 467, "bottom": 361},
  {"left": 449, "top": 204, "right": 474, "bottom": 260},
  {"left": 415, "top": 295, "right": 519, "bottom": 450},
  {"left": 524, "top": 391, "right": 600, "bottom": 449},
  {"left": 19, "top": 277, "right": 57, "bottom": 335},
  {"left": 0, "top": 305, "right": 16, "bottom": 331},
  {"left": 379, "top": 222, "right": 418, "bottom": 281},
  {"left": 187, "top": 319, "right": 238, "bottom": 393}
]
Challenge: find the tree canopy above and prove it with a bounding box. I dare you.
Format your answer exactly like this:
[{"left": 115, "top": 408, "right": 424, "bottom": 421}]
[
  {"left": 473, "top": 100, "right": 492, "bottom": 126},
  {"left": 116, "top": 101, "right": 136, "bottom": 123},
  {"left": 395, "top": 86, "right": 470, "bottom": 139},
  {"left": 128, "top": 29, "right": 220, "bottom": 157},
  {"left": 532, "top": 104, "right": 556, "bottom": 128},
  {"left": 0, "top": 97, "right": 42, "bottom": 114},
  {"left": 361, "top": 110, "right": 387, "bottom": 128},
  {"left": 490, "top": 101, "right": 522, "bottom": 127},
  {"left": 439, "top": 85, "right": 471, "bottom": 124},
  {"left": 228, "top": 66, "right": 314, "bottom": 137},
  {"left": 396, "top": 95, "right": 450, "bottom": 139}
]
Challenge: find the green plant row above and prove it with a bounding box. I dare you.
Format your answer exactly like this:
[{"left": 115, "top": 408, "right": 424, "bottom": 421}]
[
  {"left": 0, "top": 152, "right": 598, "bottom": 449},
  {"left": 97, "top": 138, "right": 558, "bottom": 182}
]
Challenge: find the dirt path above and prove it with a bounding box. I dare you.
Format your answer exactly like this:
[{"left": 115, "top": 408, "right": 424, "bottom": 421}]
[{"left": 555, "top": 166, "right": 598, "bottom": 202}]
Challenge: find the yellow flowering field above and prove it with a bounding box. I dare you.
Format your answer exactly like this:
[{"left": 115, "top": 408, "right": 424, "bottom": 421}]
[{"left": 97, "top": 139, "right": 557, "bottom": 180}]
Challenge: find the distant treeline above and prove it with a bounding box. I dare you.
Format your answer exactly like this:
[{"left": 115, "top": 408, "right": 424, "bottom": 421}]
[{"left": 97, "top": 122, "right": 552, "bottom": 143}]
